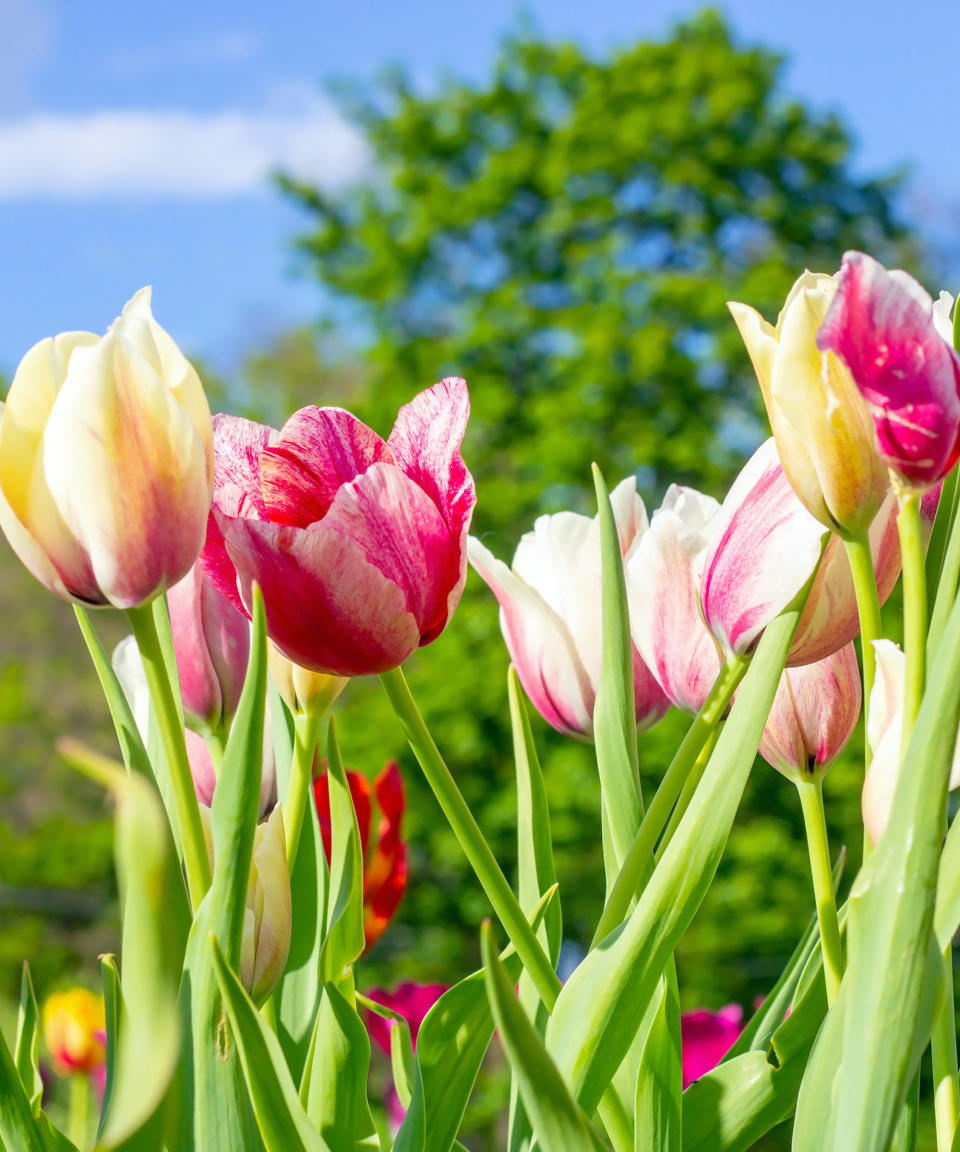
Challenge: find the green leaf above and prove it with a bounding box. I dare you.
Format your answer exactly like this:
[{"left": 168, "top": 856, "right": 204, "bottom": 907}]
[
  {"left": 545, "top": 591, "right": 809, "bottom": 1115},
  {"left": 634, "top": 974, "right": 681, "bottom": 1152},
  {"left": 319, "top": 716, "right": 366, "bottom": 984},
  {"left": 507, "top": 665, "right": 562, "bottom": 1152},
  {"left": 798, "top": 586, "right": 960, "bottom": 1149},
  {"left": 0, "top": 1005, "right": 47, "bottom": 1152},
  {"left": 591, "top": 464, "right": 643, "bottom": 873},
  {"left": 211, "top": 939, "right": 333, "bottom": 1152},
  {"left": 481, "top": 923, "right": 608, "bottom": 1152},
  {"left": 98, "top": 956, "right": 120, "bottom": 1141},
  {"left": 15, "top": 961, "right": 42, "bottom": 1111},
  {"left": 935, "top": 813, "right": 960, "bottom": 949},
  {"left": 269, "top": 674, "right": 297, "bottom": 801},
  {"left": 301, "top": 982, "right": 379, "bottom": 1150},
  {"left": 356, "top": 994, "right": 417, "bottom": 1111}
]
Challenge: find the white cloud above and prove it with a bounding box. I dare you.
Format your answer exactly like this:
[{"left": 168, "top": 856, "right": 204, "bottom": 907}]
[{"left": 0, "top": 92, "right": 370, "bottom": 200}]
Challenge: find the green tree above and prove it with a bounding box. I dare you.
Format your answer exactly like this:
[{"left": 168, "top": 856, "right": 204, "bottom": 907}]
[{"left": 274, "top": 9, "right": 920, "bottom": 1020}]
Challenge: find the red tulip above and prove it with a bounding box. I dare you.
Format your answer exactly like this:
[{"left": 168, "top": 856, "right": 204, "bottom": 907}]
[
  {"left": 201, "top": 379, "right": 475, "bottom": 676},
  {"left": 817, "top": 251, "right": 960, "bottom": 491},
  {"left": 314, "top": 761, "right": 408, "bottom": 948}
]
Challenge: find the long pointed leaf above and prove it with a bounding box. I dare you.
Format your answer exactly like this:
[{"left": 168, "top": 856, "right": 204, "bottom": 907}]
[
  {"left": 15, "top": 961, "right": 42, "bottom": 1110},
  {"left": 634, "top": 974, "right": 681, "bottom": 1152}
]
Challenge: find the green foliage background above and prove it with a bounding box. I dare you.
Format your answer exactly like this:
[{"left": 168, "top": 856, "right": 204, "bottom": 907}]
[{"left": 0, "top": 9, "right": 938, "bottom": 1147}]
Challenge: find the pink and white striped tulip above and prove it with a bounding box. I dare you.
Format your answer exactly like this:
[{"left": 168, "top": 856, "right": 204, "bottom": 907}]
[
  {"left": 167, "top": 561, "right": 250, "bottom": 730},
  {"left": 759, "top": 642, "right": 861, "bottom": 780},
  {"left": 0, "top": 289, "right": 213, "bottom": 608},
  {"left": 468, "top": 478, "right": 669, "bottom": 739},
  {"left": 627, "top": 485, "right": 723, "bottom": 714},
  {"left": 200, "top": 379, "right": 475, "bottom": 677},
  {"left": 700, "top": 439, "right": 829, "bottom": 658},
  {"left": 862, "top": 640, "right": 960, "bottom": 845},
  {"left": 817, "top": 251, "right": 960, "bottom": 492}
]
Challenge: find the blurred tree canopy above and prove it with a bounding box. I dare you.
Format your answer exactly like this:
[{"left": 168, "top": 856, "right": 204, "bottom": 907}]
[{"left": 271, "top": 5, "right": 918, "bottom": 1016}]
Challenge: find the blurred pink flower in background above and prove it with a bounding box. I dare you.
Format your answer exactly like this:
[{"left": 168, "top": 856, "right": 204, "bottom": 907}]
[
  {"left": 681, "top": 1005, "right": 743, "bottom": 1088},
  {"left": 365, "top": 981, "right": 448, "bottom": 1127}
]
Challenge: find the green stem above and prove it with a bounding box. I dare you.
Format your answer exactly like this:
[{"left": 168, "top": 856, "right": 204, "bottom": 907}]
[
  {"left": 843, "top": 532, "right": 882, "bottom": 760},
  {"left": 929, "top": 471, "right": 960, "bottom": 672},
  {"left": 380, "top": 665, "right": 561, "bottom": 1011},
  {"left": 127, "top": 602, "right": 210, "bottom": 911},
  {"left": 899, "top": 493, "right": 927, "bottom": 747},
  {"left": 591, "top": 653, "right": 749, "bottom": 947},
  {"left": 656, "top": 724, "right": 722, "bottom": 859},
  {"left": 68, "top": 1072, "right": 89, "bottom": 1149},
  {"left": 932, "top": 945, "right": 960, "bottom": 1152},
  {"left": 796, "top": 776, "right": 844, "bottom": 1004},
  {"left": 284, "top": 705, "right": 324, "bottom": 874}
]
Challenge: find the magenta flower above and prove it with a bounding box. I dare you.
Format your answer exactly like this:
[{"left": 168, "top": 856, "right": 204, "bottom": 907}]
[
  {"left": 817, "top": 251, "right": 960, "bottom": 491},
  {"left": 681, "top": 1005, "right": 742, "bottom": 1088},
  {"left": 200, "top": 379, "right": 475, "bottom": 677},
  {"left": 759, "top": 642, "right": 862, "bottom": 779},
  {"left": 365, "top": 981, "right": 448, "bottom": 1127},
  {"left": 700, "top": 440, "right": 828, "bottom": 658},
  {"left": 166, "top": 560, "right": 250, "bottom": 729},
  {"left": 468, "top": 477, "right": 669, "bottom": 739}
]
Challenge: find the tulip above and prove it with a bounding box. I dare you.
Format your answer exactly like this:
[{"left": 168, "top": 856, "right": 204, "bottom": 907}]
[
  {"left": 817, "top": 251, "right": 960, "bottom": 492},
  {"left": 729, "top": 271, "right": 889, "bottom": 535},
  {"left": 759, "top": 642, "right": 862, "bottom": 780},
  {"left": 42, "top": 988, "right": 106, "bottom": 1078},
  {"left": 468, "top": 477, "right": 669, "bottom": 739},
  {"left": 200, "top": 378, "right": 475, "bottom": 677},
  {"left": 626, "top": 485, "right": 724, "bottom": 714},
  {"left": 681, "top": 1005, "right": 742, "bottom": 1088},
  {"left": 268, "top": 642, "right": 348, "bottom": 716},
  {"left": 112, "top": 636, "right": 277, "bottom": 816},
  {"left": 167, "top": 561, "right": 250, "bottom": 730},
  {"left": 314, "top": 761, "right": 408, "bottom": 949},
  {"left": 0, "top": 289, "right": 213, "bottom": 607},
  {"left": 240, "top": 805, "right": 292, "bottom": 1004},
  {"left": 700, "top": 439, "right": 828, "bottom": 658},
  {"left": 862, "top": 640, "right": 960, "bottom": 844}
]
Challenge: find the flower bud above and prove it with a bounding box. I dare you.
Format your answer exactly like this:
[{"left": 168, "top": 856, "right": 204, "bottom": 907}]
[
  {"left": 729, "top": 272, "right": 889, "bottom": 535},
  {"left": 0, "top": 289, "right": 213, "bottom": 607},
  {"left": 239, "top": 805, "right": 292, "bottom": 1004},
  {"left": 42, "top": 988, "right": 106, "bottom": 1077},
  {"left": 167, "top": 561, "right": 250, "bottom": 729},
  {"left": 267, "top": 642, "right": 347, "bottom": 716},
  {"left": 759, "top": 643, "right": 861, "bottom": 780}
]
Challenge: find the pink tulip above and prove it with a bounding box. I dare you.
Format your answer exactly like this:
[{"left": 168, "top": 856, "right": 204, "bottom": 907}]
[
  {"left": 759, "top": 642, "right": 861, "bottom": 779},
  {"left": 700, "top": 440, "right": 828, "bottom": 658},
  {"left": 626, "top": 485, "right": 724, "bottom": 714},
  {"left": 200, "top": 379, "right": 475, "bottom": 677},
  {"left": 468, "top": 478, "right": 669, "bottom": 739},
  {"left": 862, "top": 640, "right": 960, "bottom": 845},
  {"left": 817, "top": 251, "right": 960, "bottom": 491},
  {"left": 365, "top": 981, "right": 448, "bottom": 1128},
  {"left": 166, "top": 561, "right": 250, "bottom": 729},
  {"left": 681, "top": 1005, "right": 742, "bottom": 1088}
]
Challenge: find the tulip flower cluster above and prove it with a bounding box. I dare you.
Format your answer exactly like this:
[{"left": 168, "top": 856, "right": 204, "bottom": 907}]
[{"left": 4, "top": 252, "right": 960, "bottom": 1152}]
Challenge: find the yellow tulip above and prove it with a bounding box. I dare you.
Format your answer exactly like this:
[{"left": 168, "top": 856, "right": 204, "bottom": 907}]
[
  {"left": 728, "top": 271, "right": 889, "bottom": 536},
  {"left": 42, "top": 988, "right": 106, "bottom": 1077},
  {"left": 0, "top": 288, "right": 213, "bottom": 607}
]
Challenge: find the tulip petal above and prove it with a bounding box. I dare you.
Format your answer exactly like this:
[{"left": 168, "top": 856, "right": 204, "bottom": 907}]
[
  {"left": 259, "top": 406, "right": 394, "bottom": 528},
  {"left": 220, "top": 512, "right": 420, "bottom": 677},
  {"left": 468, "top": 536, "right": 595, "bottom": 738},
  {"left": 627, "top": 486, "right": 723, "bottom": 713},
  {"left": 701, "top": 440, "right": 827, "bottom": 656},
  {"left": 818, "top": 251, "right": 960, "bottom": 488},
  {"left": 42, "top": 330, "right": 211, "bottom": 607}
]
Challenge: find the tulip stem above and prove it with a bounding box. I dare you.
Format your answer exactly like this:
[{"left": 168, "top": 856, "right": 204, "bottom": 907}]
[
  {"left": 284, "top": 706, "right": 325, "bottom": 874},
  {"left": 796, "top": 775, "right": 844, "bottom": 1004},
  {"left": 899, "top": 493, "right": 927, "bottom": 744},
  {"left": 591, "top": 653, "right": 749, "bottom": 947},
  {"left": 843, "top": 531, "right": 882, "bottom": 760},
  {"left": 380, "top": 665, "right": 562, "bottom": 1011},
  {"left": 656, "top": 724, "right": 722, "bottom": 860},
  {"left": 931, "top": 944, "right": 960, "bottom": 1152},
  {"left": 127, "top": 602, "right": 211, "bottom": 912},
  {"left": 68, "top": 1072, "right": 90, "bottom": 1149}
]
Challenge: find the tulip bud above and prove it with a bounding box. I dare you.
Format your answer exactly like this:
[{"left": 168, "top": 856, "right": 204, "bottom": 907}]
[
  {"left": 42, "top": 988, "right": 106, "bottom": 1078},
  {"left": 0, "top": 289, "right": 213, "bottom": 607},
  {"left": 817, "top": 251, "right": 960, "bottom": 493},
  {"left": 468, "top": 477, "right": 669, "bottom": 739},
  {"left": 166, "top": 561, "right": 250, "bottom": 730},
  {"left": 729, "top": 272, "right": 889, "bottom": 536},
  {"left": 862, "top": 640, "right": 960, "bottom": 844},
  {"left": 759, "top": 643, "right": 861, "bottom": 780},
  {"left": 239, "top": 805, "right": 292, "bottom": 1004},
  {"left": 267, "top": 642, "right": 347, "bottom": 716}
]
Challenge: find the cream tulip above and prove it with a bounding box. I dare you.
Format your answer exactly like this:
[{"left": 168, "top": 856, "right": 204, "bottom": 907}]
[
  {"left": 728, "top": 271, "right": 889, "bottom": 536},
  {"left": 0, "top": 289, "right": 213, "bottom": 608}
]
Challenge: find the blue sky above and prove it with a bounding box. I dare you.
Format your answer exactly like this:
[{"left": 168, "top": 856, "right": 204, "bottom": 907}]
[{"left": 2, "top": 0, "right": 959, "bottom": 379}]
